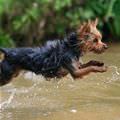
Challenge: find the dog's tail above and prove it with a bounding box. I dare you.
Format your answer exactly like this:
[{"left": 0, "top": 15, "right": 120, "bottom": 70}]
[
  {"left": 0, "top": 60, "right": 17, "bottom": 86},
  {"left": 0, "top": 48, "right": 20, "bottom": 86}
]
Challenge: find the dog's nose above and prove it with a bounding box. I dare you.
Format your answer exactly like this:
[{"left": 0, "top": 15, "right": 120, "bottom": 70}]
[{"left": 104, "top": 44, "right": 108, "bottom": 49}]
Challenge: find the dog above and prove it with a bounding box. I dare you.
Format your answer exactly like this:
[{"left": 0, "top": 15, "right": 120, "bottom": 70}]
[{"left": 0, "top": 19, "right": 108, "bottom": 86}]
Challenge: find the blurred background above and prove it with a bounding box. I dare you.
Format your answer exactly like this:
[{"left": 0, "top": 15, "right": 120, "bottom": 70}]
[
  {"left": 0, "top": 0, "right": 120, "bottom": 47},
  {"left": 1, "top": 1, "right": 120, "bottom": 120}
]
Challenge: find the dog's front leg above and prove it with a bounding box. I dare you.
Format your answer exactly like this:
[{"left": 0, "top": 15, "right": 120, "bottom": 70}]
[
  {"left": 81, "top": 60, "right": 104, "bottom": 68},
  {"left": 72, "top": 66, "right": 107, "bottom": 78},
  {"left": 65, "top": 60, "right": 107, "bottom": 79}
]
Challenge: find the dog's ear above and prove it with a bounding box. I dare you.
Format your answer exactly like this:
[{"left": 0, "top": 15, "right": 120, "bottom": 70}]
[
  {"left": 91, "top": 18, "right": 98, "bottom": 27},
  {"left": 77, "top": 21, "right": 91, "bottom": 34},
  {"left": 77, "top": 18, "right": 99, "bottom": 35},
  {"left": 88, "top": 18, "right": 99, "bottom": 33}
]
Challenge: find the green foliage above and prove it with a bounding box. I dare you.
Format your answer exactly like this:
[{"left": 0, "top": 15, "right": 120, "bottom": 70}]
[
  {"left": 54, "top": 0, "right": 72, "bottom": 11},
  {"left": 0, "top": 32, "right": 15, "bottom": 47},
  {"left": 0, "top": 0, "right": 120, "bottom": 47},
  {"left": 86, "top": 0, "right": 120, "bottom": 39}
]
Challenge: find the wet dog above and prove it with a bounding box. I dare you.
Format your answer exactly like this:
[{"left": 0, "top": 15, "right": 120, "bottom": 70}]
[{"left": 0, "top": 19, "right": 108, "bottom": 86}]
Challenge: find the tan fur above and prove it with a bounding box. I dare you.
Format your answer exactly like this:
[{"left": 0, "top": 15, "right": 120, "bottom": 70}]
[{"left": 76, "top": 18, "right": 107, "bottom": 54}]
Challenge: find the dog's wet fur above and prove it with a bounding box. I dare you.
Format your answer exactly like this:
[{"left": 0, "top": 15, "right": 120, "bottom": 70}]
[{"left": 0, "top": 19, "right": 108, "bottom": 86}]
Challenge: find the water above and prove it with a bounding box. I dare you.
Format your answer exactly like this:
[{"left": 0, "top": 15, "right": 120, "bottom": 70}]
[{"left": 0, "top": 44, "right": 120, "bottom": 120}]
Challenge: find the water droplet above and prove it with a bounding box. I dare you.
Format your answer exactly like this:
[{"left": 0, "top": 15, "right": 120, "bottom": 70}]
[{"left": 70, "top": 109, "right": 77, "bottom": 113}]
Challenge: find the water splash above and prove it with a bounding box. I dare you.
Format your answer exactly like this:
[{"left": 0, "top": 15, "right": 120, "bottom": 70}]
[
  {"left": 0, "top": 82, "right": 37, "bottom": 110},
  {"left": 105, "top": 65, "right": 120, "bottom": 83},
  {"left": 0, "top": 89, "right": 16, "bottom": 110},
  {"left": 109, "top": 66, "right": 120, "bottom": 75}
]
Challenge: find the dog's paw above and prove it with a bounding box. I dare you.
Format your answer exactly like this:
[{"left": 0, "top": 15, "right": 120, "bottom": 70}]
[
  {"left": 92, "top": 66, "right": 108, "bottom": 73},
  {"left": 88, "top": 60, "right": 104, "bottom": 66}
]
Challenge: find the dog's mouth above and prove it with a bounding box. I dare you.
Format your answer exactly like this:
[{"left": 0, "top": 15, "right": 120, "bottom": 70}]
[
  {"left": 90, "top": 43, "right": 108, "bottom": 54},
  {"left": 90, "top": 47, "right": 106, "bottom": 54}
]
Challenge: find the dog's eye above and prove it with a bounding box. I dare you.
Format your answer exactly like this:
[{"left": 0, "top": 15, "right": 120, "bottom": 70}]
[
  {"left": 85, "top": 35, "right": 90, "bottom": 40},
  {"left": 93, "top": 39, "right": 98, "bottom": 43}
]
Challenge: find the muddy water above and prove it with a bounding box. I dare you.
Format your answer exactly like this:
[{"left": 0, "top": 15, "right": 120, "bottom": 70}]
[{"left": 0, "top": 44, "right": 120, "bottom": 120}]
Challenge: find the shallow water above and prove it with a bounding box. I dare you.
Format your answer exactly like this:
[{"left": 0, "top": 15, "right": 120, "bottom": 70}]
[{"left": 0, "top": 44, "right": 120, "bottom": 120}]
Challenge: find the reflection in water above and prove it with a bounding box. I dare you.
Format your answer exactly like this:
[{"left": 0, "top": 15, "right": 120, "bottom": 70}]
[{"left": 0, "top": 44, "right": 120, "bottom": 120}]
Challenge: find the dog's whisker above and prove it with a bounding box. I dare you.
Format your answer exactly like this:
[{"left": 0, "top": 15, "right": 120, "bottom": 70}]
[{"left": 69, "top": 42, "right": 83, "bottom": 47}]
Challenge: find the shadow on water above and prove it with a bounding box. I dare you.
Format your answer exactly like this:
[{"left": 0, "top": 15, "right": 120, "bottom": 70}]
[{"left": 0, "top": 44, "right": 120, "bottom": 120}]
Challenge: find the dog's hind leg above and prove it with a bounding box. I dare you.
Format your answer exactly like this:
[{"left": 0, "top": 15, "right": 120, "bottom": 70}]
[{"left": 0, "top": 60, "right": 19, "bottom": 86}]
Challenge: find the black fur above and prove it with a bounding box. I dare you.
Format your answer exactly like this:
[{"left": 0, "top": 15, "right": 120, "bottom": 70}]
[{"left": 0, "top": 32, "right": 82, "bottom": 86}]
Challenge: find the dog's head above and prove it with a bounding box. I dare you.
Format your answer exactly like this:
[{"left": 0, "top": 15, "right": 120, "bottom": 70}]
[{"left": 77, "top": 18, "right": 108, "bottom": 54}]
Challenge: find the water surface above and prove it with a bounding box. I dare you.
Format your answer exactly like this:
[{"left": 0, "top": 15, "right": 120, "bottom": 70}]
[{"left": 0, "top": 44, "right": 120, "bottom": 120}]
